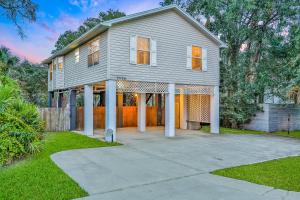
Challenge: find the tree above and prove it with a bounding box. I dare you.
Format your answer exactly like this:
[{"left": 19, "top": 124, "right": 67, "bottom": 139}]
[
  {"left": 0, "top": 0, "right": 38, "bottom": 38},
  {"left": 161, "top": 0, "right": 300, "bottom": 127},
  {"left": 0, "top": 47, "right": 48, "bottom": 106},
  {"left": 52, "top": 9, "right": 125, "bottom": 53},
  {"left": 0, "top": 46, "right": 19, "bottom": 74}
]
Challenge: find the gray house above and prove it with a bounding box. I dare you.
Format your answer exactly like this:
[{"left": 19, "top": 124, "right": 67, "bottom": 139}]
[{"left": 43, "top": 5, "right": 226, "bottom": 141}]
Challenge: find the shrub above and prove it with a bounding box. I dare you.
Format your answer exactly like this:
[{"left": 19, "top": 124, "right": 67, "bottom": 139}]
[{"left": 0, "top": 75, "right": 44, "bottom": 166}]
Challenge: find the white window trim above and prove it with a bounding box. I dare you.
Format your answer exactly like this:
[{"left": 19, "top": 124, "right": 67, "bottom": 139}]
[
  {"left": 187, "top": 44, "right": 208, "bottom": 72},
  {"left": 58, "top": 56, "right": 64, "bottom": 71},
  {"left": 136, "top": 35, "right": 152, "bottom": 66},
  {"left": 88, "top": 38, "right": 100, "bottom": 67},
  {"left": 75, "top": 48, "right": 80, "bottom": 64}
]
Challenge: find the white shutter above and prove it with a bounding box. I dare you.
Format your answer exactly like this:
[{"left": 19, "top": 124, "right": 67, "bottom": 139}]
[
  {"left": 186, "top": 46, "right": 192, "bottom": 69},
  {"left": 202, "top": 48, "right": 207, "bottom": 71},
  {"left": 130, "top": 36, "right": 137, "bottom": 64},
  {"left": 150, "top": 39, "right": 157, "bottom": 66}
]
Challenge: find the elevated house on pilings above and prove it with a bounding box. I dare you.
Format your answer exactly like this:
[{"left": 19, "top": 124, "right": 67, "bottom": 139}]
[{"left": 42, "top": 5, "right": 227, "bottom": 141}]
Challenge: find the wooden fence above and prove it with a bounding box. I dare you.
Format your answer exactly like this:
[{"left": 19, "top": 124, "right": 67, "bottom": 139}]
[
  {"left": 76, "top": 106, "right": 165, "bottom": 130},
  {"left": 39, "top": 108, "right": 70, "bottom": 131}
]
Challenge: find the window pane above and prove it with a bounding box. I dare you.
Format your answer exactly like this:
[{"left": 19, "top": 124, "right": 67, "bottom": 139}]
[
  {"left": 75, "top": 48, "right": 80, "bottom": 63},
  {"left": 137, "top": 51, "right": 150, "bottom": 64},
  {"left": 90, "top": 40, "right": 99, "bottom": 54},
  {"left": 58, "top": 63, "right": 63, "bottom": 70},
  {"left": 49, "top": 64, "right": 52, "bottom": 81},
  {"left": 88, "top": 54, "right": 93, "bottom": 66},
  {"left": 137, "top": 37, "right": 150, "bottom": 51},
  {"left": 192, "top": 58, "right": 202, "bottom": 70},
  {"left": 93, "top": 52, "right": 99, "bottom": 65},
  {"left": 192, "top": 46, "right": 202, "bottom": 58}
]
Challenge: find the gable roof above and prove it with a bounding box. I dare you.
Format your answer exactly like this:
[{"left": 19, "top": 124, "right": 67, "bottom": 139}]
[{"left": 43, "top": 4, "right": 227, "bottom": 64}]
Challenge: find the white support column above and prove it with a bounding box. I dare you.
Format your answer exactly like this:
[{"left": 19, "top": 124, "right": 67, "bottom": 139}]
[
  {"left": 138, "top": 93, "right": 146, "bottom": 132},
  {"left": 105, "top": 80, "right": 117, "bottom": 141},
  {"left": 179, "top": 93, "right": 187, "bottom": 129},
  {"left": 210, "top": 85, "right": 220, "bottom": 134},
  {"left": 165, "top": 83, "right": 175, "bottom": 137},
  {"left": 84, "top": 85, "right": 93, "bottom": 136}
]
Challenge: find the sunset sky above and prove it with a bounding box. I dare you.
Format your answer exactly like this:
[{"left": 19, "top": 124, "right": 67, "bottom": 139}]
[{"left": 0, "top": 0, "right": 161, "bottom": 63}]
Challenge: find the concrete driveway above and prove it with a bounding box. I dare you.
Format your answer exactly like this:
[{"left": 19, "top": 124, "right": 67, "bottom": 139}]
[{"left": 51, "top": 128, "right": 300, "bottom": 200}]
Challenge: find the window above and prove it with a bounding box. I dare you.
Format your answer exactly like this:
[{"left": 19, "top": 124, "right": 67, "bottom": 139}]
[
  {"left": 49, "top": 63, "right": 53, "bottom": 81},
  {"left": 88, "top": 39, "right": 100, "bottom": 66},
  {"left": 53, "top": 59, "right": 57, "bottom": 71},
  {"left": 75, "top": 48, "right": 80, "bottom": 63},
  {"left": 58, "top": 57, "right": 63, "bottom": 71},
  {"left": 192, "top": 46, "right": 202, "bottom": 70},
  {"left": 137, "top": 36, "right": 150, "bottom": 65}
]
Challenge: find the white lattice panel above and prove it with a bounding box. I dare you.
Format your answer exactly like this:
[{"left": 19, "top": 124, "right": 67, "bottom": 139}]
[
  {"left": 176, "top": 85, "right": 214, "bottom": 95},
  {"left": 116, "top": 80, "right": 168, "bottom": 93},
  {"left": 188, "top": 94, "right": 210, "bottom": 123}
]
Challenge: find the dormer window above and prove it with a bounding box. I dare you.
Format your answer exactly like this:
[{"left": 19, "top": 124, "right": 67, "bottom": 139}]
[{"left": 88, "top": 39, "right": 100, "bottom": 67}]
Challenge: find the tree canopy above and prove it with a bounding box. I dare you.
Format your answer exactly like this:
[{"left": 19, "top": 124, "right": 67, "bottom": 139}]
[
  {"left": 52, "top": 9, "right": 125, "bottom": 54},
  {"left": 0, "top": 0, "right": 38, "bottom": 38},
  {"left": 161, "top": 0, "right": 300, "bottom": 127},
  {"left": 0, "top": 47, "right": 48, "bottom": 107}
]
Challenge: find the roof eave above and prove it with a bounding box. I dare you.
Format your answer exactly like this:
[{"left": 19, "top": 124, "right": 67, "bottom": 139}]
[{"left": 42, "top": 24, "right": 110, "bottom": 64}]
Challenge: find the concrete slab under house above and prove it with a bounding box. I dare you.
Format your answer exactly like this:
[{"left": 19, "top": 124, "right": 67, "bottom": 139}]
[{"left": 43, "top": 5, "right": 226, "bottom": 141}]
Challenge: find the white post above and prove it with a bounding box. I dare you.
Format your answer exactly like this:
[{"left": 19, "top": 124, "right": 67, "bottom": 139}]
[
  {"left": 165, "top": 83, "right": 175, "bottom": 137},
  {"left": 210, "top": 85, "right": 220, "bottom": 134},
  {"left": 138, "top": 93, "right": 146, "bottom": 132},
  {"left": 179, "top": 93, "right": 187, "bottom": 129},
  {"left": 84, "top": 85, "right": 93, "bottom": 136},
  {"left": 105, "top": 80, "right": 117, "bottom": 141}
]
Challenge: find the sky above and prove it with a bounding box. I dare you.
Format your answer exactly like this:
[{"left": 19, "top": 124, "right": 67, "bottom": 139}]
[{"left": 0, "top": 0, "right": 161, "bottom": 63}]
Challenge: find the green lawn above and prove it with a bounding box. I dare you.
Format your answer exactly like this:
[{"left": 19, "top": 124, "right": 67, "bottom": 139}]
[
  {"left": 212, "top": 156, "right": 300, "bottom": 192},
  {"left": 0, "top": 132, "right": 118, "bottom": 200},
  {"left": 203, "top": 126, "right": 300, "bottom": 192},
  {"left": 201, "top": 126, "right": 300, "bottom": 138}
]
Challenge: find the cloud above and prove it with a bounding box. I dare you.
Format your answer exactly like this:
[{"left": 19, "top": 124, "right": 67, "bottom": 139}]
[
  {"left": 38, "top": 22, "right": 57, "bottom": 34},
  {"left": 45, "top": 36, "right": 57, "bottom": 42},
  {"left": 69, "top": 0, "right": 106, "bottom": 11},
  {"left": 0, "top": 39, "right": 44, "bottom": 63},
  {"left": 121, "top": 0, "right": 160, "bottom": 14},
  {"left": 53, "top": 13, "right": 84, "bottom": 31}
]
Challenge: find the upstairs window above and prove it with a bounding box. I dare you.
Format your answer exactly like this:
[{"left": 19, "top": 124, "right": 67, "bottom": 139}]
[
  {"left": 88, "top": 39, "right": 100, "bottom": 67},
  {"left": 192, "top": 46, "right": 202, "bottom": 70},
  {"left": 187, "top": 45, "right": 207, "bottom": 71},
  {"left": 75, "top": 48, "right": 80, "bottom": 63},
  {"left": 137, "top": 36, "right": 150, "bottom": 65},
  {"left": 58, "top": 57, "right": 64, "bottom": 71},
  {"left": 49, "top": 63, "right": 53, "bottom": 80},
  {"left": 53, "top": 59, "right": 57, "bottom": 71}
]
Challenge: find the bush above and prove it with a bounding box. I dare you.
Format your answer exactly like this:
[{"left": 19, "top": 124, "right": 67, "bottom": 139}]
[{"left": 0, "top": 75, "right": 44, "bottom": 166}]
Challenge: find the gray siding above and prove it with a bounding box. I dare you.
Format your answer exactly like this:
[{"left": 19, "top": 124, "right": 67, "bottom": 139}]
[
  {"left": 243, "top": 104, "right": 300, "bottom": 132},
  {"left": 63, "top": 31, "right": 108, "bottom": 88},
  {"left": 108, "top": 10, "right": 220, "bottom": 86}
]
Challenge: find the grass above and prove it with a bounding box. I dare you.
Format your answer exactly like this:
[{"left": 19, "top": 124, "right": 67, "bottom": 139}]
[
  {"left": 0, "top": 132, "right": 118, "bottom": 200},
  {"left": 212, "top": 156, "right": 300, "bottom": 192},
  {"left": 201, "top": 125, "right": 300, "bottom": 138},
  {"left": 201, "top": 125, "right": 266, "bottom": 135},
  {"left": 203, "top": 126, "right": 300, "bottom": 191}
]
